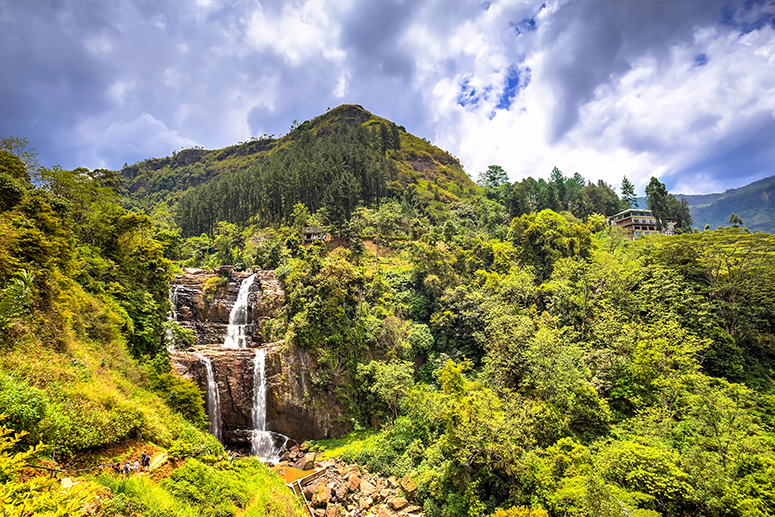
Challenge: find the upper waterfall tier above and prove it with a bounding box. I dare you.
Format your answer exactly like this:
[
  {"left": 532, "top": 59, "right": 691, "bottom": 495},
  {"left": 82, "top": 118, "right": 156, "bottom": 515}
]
[
  {"left": 168, "top": 268, "right": 284, "bottom": 347},
  {"left": 223, "top": 273, "right": 257, "bottom": 349}
]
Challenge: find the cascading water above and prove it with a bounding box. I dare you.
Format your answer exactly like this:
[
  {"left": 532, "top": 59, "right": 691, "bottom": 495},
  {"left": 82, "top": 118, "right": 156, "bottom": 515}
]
[
  {"left": 251, "top": 349, "right": 288, "bottom": 461},
  {"left": 223, "top": 274, "right": 257, "bottom": 349},
  {"left": 193, "top": 352, "right": 222, "bottom": 442},
  {"left": 169, "top": 286, "right": 180, "bottom": 321},
  {"left": 165, "top": 286, "right": 181, "bottom": 352}
]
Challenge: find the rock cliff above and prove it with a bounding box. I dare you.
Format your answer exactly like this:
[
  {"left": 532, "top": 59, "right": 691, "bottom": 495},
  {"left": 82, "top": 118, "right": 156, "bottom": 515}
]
[
  {"left": 169, "top": 268, "right": 351, "bottom": 450},
  {"left": 170, "top": 268, "right": 284, "bottom": 347}
]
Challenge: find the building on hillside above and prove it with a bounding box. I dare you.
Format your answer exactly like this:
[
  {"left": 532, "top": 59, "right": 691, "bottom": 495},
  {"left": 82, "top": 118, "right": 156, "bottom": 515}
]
[
  {"left": 301, "top": 227, "right": 327, "bottom": 245},
  {"left": 608, "top": 208, "right": 675, "bottom": 239}
]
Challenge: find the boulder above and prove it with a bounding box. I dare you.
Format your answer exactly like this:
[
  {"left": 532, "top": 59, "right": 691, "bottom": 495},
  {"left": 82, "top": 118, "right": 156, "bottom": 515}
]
[
  {"left": 312, "top": 485, "right": 330, "bottom": 508},
  {"left": 302, "top": 452, "right": 316, "bottom": 470},
  {"left": 335, "top": 482, "right": 348, "bottom": 501},
  {"left": 360, "top": 479, "right": 377, "bottom": 496},
  {"left": 389, "top": 498, "right": 408, "bottom": 511},
  {"left": 347, "top": 473, "right": 360, "bottom": 492},
  {"left": 401, "top": 475, "right": 418, "bottom": 495},
  {"left": 358, "top": 497, "right": 373, "bottom": 511},
  {"left": 303, "top": 482, "right": 318, "bottom": 500}
]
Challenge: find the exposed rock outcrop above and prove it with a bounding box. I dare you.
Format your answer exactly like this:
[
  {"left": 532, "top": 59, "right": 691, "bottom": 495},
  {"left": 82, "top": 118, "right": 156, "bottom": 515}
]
[
  {"left": 169, "top": 268, "right": 350, "bottom": 449},
  {"left": 170, "top": 268, "right": 284, "bottom": 347}
]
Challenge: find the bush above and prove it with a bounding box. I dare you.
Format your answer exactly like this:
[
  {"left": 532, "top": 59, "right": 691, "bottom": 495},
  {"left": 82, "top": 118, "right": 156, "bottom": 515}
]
[
  {"left": 0, "top": 374, "right": 47, "bottom": 437},
  {"left": 167, "top": 422, "right": 224, "bottom": 460},
  {"left": 146, "top": 354, "right": 206, "bottom": 425}
]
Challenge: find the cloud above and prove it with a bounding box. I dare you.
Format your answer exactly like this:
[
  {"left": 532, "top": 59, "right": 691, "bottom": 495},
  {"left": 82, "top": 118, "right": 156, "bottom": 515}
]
[
  {"left": 76, "top": 113, "right": 197, "bottom": 168},
  {"left": 0, "top": 0, "right": 772, "bottom": 195}
]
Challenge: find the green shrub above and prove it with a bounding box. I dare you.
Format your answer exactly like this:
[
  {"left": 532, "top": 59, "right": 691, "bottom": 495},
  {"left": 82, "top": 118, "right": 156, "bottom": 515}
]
[
  {"left": 0, "top": 374, "right": 47, "bottom": 437},
  {"left": 146, "top": 354, "right": 206, "bottom": 425},
  {"left": 167, "top": 422, "right": 224, "bottom": 460}
]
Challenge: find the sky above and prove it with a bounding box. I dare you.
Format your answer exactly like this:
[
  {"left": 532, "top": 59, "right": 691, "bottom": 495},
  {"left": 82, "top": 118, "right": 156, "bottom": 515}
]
[{"left": 1, "top": 0, "right": 773, "bottom": 195}]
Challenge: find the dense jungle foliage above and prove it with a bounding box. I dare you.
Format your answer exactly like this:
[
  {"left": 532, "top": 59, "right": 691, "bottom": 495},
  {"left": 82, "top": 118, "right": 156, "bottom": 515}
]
[
  {"left": 2, "top": 108, "right": 774, "bottom": 517},
  {"left": 166, "top": 150, "right": 774, "bottom": 515},
  {"left": 264, "top": 204, "right": 775, "bottom": 517},
  {"left": 0, "top": 141, "right": 302, "bottom": 516}
]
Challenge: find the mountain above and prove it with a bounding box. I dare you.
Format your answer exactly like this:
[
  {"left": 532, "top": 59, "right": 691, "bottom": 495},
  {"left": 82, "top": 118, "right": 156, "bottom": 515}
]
[
  {"left": 634, "top": 176, "right": 774, "bottom": 233},
  {"left": 677, "top": 176, "right": 774, "bottom": 233},
  {"left": 120, "top": 104, "right": 476, "bottom": 230}
]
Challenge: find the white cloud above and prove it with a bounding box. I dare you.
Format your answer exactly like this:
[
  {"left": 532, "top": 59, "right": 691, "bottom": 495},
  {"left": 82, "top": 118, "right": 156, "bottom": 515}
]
[
  {"left": 109, "top": 80, "right": 135, "bottom": 105},
  {"left": 2, "top": 0, "right": 773, "bottom": 194},
  {"left": 245, "top": 2, "right": 345, "bottom": 66},
  {"left": 76, "top": 113, "right": 197, "bottom": 168}
]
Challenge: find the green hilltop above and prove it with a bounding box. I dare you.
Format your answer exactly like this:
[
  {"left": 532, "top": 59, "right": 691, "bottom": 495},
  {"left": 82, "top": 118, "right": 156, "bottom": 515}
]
[{"left": 121, "top": 104, "right": 476, "bottom": 221}]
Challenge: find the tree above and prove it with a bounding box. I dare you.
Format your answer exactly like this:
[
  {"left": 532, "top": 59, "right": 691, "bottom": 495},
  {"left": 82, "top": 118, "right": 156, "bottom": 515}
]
[
  {"left": 645, "top": 177, "right": 670, "bottom": 230},
  {"left": 478, "top": 165, "right": 510, "bottom": 202},
  {"left": 290, "top": 202, "right": 310, "bottom": 231},
  {"left": 0, "top": 151, "right": 26, "bottom": 180},
  {"left": 0, "top": 136, "right": 39, "bottom": 181},
  {"left": 478, "top": 165, "right": 509, "bottom": 190},
  {"left": 620, "top": 176, "right": 637, "bottom": 208},
  {"left": 358, "top": 360, "right": 414, "bottom": 419},
  {"left": 729, "top": 213, "right": 743, "bottom": 227}
]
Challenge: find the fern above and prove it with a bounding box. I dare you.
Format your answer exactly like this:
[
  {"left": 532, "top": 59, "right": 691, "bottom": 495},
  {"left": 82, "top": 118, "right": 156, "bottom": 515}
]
[{"left": 0, "top": 270, "right": 34, "bottom": 331}]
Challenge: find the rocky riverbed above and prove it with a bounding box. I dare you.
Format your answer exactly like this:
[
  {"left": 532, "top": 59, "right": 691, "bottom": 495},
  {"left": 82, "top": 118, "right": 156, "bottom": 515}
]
[{"left": 276, "top": 444, "right": 423, "bottom": 517}]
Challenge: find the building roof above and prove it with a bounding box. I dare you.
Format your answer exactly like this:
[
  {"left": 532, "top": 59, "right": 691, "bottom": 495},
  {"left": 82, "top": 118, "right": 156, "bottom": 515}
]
[{"left": 610, "top": 207, "right": 652, "bottom": 219}]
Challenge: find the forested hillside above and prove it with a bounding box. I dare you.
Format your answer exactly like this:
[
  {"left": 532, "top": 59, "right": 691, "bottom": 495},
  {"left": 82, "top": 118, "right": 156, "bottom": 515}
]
[
  {"left": 2, "top": 109, "right": 775, "bottom": 517},
  {"left": 0, "top": 144, "right": 302, "bottom": 516},
  {"left": 677, "top": 176, "right": 775, "bottom": 233},
  {"left": 120, "top": 104, "right": 475, "bottom": 234}
]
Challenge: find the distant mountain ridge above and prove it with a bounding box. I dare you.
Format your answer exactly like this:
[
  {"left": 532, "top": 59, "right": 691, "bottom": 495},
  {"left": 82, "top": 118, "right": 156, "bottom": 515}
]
[
  {"left": 633, "top": 176, "right": 774, "bottom": 233},
  {"left": 677, "top": 176, "right": 774, "bottom": 233}
]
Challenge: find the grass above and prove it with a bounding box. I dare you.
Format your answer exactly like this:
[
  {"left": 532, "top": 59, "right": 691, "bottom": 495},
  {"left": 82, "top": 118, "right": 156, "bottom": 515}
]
[{"left": 309, "top": 429, "right": 381, "bottom": 460}]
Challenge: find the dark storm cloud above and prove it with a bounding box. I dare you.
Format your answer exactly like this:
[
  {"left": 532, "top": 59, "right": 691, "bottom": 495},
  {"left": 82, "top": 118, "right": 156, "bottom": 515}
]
[
  {"left": 340, "top": 1, "right": 418, "bottom": 80},
  {"left": 0, "top": 1, "right": 117, "bottom": 167},
  {"left": 672, "top": 113, "right": 775, "bottom": 192},
  {"left": 539, "top": 0, "right": 753, "bottom": 141}
]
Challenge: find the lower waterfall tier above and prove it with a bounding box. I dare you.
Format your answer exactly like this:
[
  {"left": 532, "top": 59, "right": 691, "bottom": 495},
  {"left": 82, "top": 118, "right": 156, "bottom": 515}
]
[{"left": 170, "top": 343, "right": 352, "bottom": 449}]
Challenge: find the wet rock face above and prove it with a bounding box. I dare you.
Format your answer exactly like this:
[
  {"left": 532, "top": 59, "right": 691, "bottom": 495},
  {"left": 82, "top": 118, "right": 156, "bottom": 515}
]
[
  {"left": 170, "top": 268, "right": 285, "bottom": 347},
  {"left": 265, "top": 344, "right": 352, "bottom": 441},
  {"left": 169, "top": 268, "right": 351, "bottom": 448},
  {"left": 171, "top": 343, "right": 351, "bottom": 446},
  {"left": 171, "top": 347, "right": 255, "bottom": 430}
]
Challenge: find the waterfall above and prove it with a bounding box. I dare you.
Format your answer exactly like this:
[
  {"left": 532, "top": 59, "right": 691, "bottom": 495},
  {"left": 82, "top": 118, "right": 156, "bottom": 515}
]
[
  {"left": 251, "top": 349, "right": 288, "bottom": 461},
  {"left": 170, "top": 286, "right": 180, "bottom": 321},
  {"left": 193, "top": 352, "right": 222, "bottom": 442},
  {"left": 223, "top": 274, "right": 257, "bottom": 349},
  {"left": 165, "top": 286, "right": 180, "bottom": 352}
]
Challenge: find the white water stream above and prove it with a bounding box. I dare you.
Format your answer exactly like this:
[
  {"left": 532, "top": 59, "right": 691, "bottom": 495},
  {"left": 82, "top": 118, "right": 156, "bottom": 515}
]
[
  {"left": 223, "top": 274, "right": 256, "bottom": 349},
  {"left": 251, "top": 349, "right": 288, "bottom": 461},
  {"left": 193, "top": 352, "right": 222, "bottom": 442}
]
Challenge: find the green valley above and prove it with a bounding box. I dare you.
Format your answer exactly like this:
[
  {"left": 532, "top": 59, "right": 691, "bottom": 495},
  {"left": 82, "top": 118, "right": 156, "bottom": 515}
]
[{"left": 1, "top": 105, "right": 775, "bottom": 517}]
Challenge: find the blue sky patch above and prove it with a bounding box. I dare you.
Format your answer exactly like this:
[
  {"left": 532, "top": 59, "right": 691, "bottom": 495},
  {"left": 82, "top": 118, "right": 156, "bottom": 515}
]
[
  {"left": 496, "top": 66, "right": 531, "bottom": 111},
  {"left": 693, "top": 53, "right": 709, "bottom": 67},
  {"left": 512, "top": 17, "right": 537, "bottom": 36},
  {"left": 721, "top": 2, "right": 775, "bottom": 33},
  {"left": 457, "top": 78, "right": 479, "bottom": 108}
]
